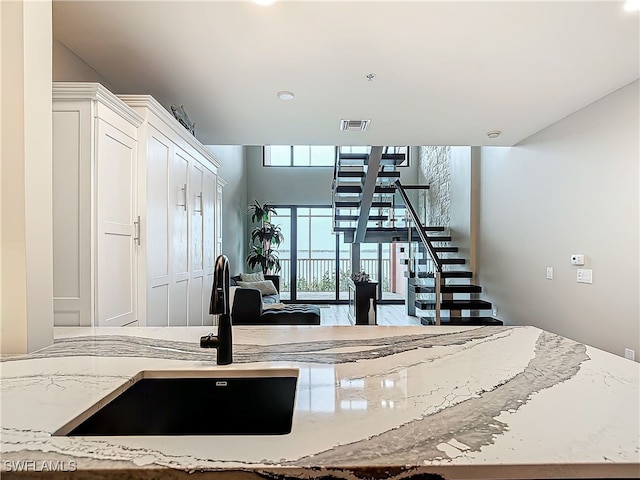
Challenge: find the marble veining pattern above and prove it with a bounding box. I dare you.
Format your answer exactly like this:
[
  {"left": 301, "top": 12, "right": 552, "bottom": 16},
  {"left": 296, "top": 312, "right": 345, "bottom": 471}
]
[
  {"left": 289, "top": 330, "right": 588, "bottom": 465},
  {"left": 1, "top": 325, "right": 638, "bottom": 479},
  {"left": 3, "top": 326, "right": 506, "bottom": 364}
]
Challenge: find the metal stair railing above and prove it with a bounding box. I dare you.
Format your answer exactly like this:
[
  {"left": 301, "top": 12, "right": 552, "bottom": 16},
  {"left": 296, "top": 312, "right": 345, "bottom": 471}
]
[
  {"left": 394, "top": 179, "right": 443, "bottom": 325},
  {"left": 394, "top": 180, "right": 443, "bottom": 272}
]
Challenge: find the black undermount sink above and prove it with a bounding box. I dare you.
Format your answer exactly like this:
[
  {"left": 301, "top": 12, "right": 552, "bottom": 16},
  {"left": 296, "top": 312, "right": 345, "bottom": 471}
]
[{"left": 54, "top": 369, "right": 298, "bottom": 436}]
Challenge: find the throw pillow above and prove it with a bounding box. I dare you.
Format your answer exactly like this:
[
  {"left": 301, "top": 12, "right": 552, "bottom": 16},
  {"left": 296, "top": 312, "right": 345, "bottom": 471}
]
[
  {"left": 240, "top": 272, "right": 265, "bottom": 283},
  {"left": 237, "top": 280, "right": 278, "bottom": 296}
]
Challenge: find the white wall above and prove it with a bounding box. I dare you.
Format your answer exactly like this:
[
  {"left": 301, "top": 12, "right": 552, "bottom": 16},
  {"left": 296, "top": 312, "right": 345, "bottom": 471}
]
[
  {"left": 206, "top": 146, "right": 247, "bottom": 275},
  {"left": 449, "top": 146, "right": 477, "bottom": 275},
  {"left": 53, "top": 38, "right": 114, "bottom": 90},
  {"left": 1, "top": 0, "right": 54, "bottom": 353},
  {"left": 244, "top": 146, "right": 335, "bottom": 274},
  {"left": 245, "top": 146, "right": 335, "bottom": 206},
  {"left": 477, "top": 80, "right": 639, "bottom": 358}
]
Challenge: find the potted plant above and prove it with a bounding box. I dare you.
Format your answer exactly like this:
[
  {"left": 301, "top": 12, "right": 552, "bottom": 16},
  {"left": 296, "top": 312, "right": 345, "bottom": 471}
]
[{"left": 246, "top": 199, "right": 284, "bottom": 275}]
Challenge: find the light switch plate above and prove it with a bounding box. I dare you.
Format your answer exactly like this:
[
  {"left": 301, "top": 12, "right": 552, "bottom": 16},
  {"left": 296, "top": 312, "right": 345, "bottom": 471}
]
[
  {"left": 577, "top": 268, "right": 593, "bottom": 284},
  {"left": 546, "top": 267, "right": 554, "bottom": 279}
]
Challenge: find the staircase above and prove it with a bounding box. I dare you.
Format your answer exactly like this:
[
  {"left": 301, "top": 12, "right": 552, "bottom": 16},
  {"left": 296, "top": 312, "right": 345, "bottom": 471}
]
[
  {"left": 332, "top": 146, "right": 405, "bottom": 242},
  {"left": 331, "top": 146, "right": 501, "bottom": 326}
]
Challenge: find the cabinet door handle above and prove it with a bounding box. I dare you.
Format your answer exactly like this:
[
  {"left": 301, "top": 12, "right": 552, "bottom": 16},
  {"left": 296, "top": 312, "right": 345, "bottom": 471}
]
[
  {"left": 195, "top": 192, "right": 203, "bottom": 214},
  {"left": 177, "top": 184, "right": 187, "bottom": 211},
  {"left": 134, "top": 215, "right": 141, "bottom": 246}
]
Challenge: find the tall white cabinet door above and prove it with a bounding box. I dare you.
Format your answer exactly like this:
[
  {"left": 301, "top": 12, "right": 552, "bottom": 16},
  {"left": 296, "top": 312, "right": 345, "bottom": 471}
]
[
  {"left": 170, "top": 148, "right": 190, "bottom": 326},
  {"left": 188, "top": 161, "right": 205, "bottom": 326},
  {"left": 52, "top": 106, "right": 92, "bottom": 326},
  {"left": 202, "top": 168, "right": 216, "bottom": 326},
  {"left": 96, "top": 118, "right": 138, "bottom": 327},
  {"left": 145, "top": 128, "right": 171, "bottom": 326},
  {"left": 215, "top": 180, "right": 224, "bottom": 261}
]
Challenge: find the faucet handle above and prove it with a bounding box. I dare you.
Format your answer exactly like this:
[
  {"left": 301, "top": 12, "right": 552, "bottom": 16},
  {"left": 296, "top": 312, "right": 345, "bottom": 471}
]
[{"left": 200, "top": 333, "right": 219, "bottom": 348}]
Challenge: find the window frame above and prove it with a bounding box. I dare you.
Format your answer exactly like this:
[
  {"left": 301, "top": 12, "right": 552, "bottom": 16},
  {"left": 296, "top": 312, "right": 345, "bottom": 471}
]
[
  {"left": 263, "top": 146, "right": 337, "bottom": 167},
  {"left": 269, "top": 203, "right": 404, "bottom": 305},
  {"left": 263, "top": 146, "right": 411, "bottom": 167}
]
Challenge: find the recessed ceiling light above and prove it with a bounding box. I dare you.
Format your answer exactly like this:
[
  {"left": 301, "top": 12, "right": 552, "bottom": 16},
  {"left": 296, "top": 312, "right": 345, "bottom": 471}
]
[
  {"left": 277, "top": 91, "right": 294, "bottom": 101},
  {"left": 486, "top": 130, "right": 501, "bottom": 139},
  {"left": 624, "top": 0, "right": 639, "bottom": 11},
  {"left": 253, "top": 0, "right": 276, "bottom": 5}
]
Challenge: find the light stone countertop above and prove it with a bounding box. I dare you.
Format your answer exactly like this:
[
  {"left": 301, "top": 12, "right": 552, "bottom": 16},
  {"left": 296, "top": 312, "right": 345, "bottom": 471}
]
[{"left": 1, "top": 325, "right": 639, "bottom": 479}]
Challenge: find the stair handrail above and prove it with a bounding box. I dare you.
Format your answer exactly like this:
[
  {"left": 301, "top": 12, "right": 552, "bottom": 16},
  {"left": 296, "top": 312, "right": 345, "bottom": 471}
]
[{"left": 394, "top": 179, "right": 443, "bottom": 273}]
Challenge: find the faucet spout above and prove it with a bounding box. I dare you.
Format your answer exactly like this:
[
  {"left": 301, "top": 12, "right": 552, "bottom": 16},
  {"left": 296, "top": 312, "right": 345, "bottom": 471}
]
[{"left": 200, "top": 254, "right": 232, "bottom": 365}]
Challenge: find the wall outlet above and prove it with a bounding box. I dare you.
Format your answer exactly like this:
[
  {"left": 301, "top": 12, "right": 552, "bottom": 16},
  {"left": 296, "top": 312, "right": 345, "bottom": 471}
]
[
  {"left": 546, "top": 266, "right": 554, "bottom": 280},
  {"left": 570, "top": 254, "right": 585, "bottom": 266},
  {"left": 624, "top": 348, "right": 635, "bottom": 361},
  {"left": 492, "top": 305, "right": 498, "bottom": 317},
  {"left": 576, "top": 268, "right": 593, "bottom": 284}
]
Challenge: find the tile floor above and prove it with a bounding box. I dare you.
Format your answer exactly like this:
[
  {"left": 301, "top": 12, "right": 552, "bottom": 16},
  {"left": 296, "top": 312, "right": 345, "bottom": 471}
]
[{"left": 318, "top": 304, "right": 423, "bottom": 326}]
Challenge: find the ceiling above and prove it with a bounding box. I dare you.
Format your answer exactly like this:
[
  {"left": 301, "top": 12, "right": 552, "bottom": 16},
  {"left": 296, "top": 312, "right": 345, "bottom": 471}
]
[{"left": 53, "top": 1, "right": 639, "bottom": 147}]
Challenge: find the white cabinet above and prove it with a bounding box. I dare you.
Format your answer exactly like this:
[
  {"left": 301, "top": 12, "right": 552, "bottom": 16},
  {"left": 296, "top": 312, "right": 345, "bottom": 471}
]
[
  {"left": 118, "top": 94, "right": 223, "bottom": 327},
  {"left": 215, "top": 178, "right": 226, "bottom": 264},
  {"left": 169, "top": 146, "right": 190, "bottom": 326},
  {"left": 144, "top": 126, "right": 173, "bottom": 326},
  {"left": 53, "top": 83, "right": 224, "bottom": 328},
  {"left": 202, "top": 169, "right": 219, "bottom": 326},
  {"left": 53, "top": 83, "right": 143, "bottom": 327},
  {"left": 188, "top": 160, "right": 204, "bottom": 326}
]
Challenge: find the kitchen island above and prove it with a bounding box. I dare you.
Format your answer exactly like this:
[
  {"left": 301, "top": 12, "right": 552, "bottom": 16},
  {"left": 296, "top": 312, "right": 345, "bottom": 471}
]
[{"left": 1, "top": 325, "right": 639, "bottom": 479}]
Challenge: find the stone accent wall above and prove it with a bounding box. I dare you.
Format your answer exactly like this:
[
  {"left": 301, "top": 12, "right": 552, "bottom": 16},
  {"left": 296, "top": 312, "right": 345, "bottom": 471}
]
[{"left": 418, "top": 146, "right": 451, "bottom": 227}]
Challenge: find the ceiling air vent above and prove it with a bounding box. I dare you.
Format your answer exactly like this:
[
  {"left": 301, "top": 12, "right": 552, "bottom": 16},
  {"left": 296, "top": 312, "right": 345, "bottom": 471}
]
[{"left": 340, "top": 119, "right": 370, "bottom": 132}]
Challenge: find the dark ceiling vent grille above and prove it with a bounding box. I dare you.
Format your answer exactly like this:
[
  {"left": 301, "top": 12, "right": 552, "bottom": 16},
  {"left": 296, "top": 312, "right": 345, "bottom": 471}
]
[{"left": 340, "top": 119, "right": 370, "bottom": 132}]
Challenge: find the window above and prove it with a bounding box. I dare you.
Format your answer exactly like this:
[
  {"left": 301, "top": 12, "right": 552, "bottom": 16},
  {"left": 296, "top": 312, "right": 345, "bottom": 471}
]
[
  {"left": 272, "top": 205, "right": 405, "bottom": 304},
  {"left": 264, "top": 146, "right": 336, "bottom": 166},
  {"left": 271, "top": 205, "right": 342, "bottom": 302},
  {"left": 264, "top": 146, "right": 411, "bottom": 167}
]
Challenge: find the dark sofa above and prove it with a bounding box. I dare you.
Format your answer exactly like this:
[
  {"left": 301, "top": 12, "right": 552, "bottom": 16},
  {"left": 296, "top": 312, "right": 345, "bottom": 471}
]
[{"left": 229, "top": 275, "right": 320, "bottom": 326}]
